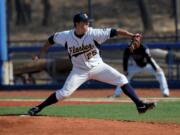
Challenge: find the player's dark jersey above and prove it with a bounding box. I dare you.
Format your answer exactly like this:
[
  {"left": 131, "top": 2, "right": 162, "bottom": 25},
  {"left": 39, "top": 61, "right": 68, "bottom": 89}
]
[{"left": 123, "top": 44, "right": 157, "bottom": 71}]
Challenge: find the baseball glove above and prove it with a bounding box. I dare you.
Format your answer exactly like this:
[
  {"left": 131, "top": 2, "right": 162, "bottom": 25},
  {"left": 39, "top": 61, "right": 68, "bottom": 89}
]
[{"left": 128, "top": 33, "right": 142, "bottom": 52}]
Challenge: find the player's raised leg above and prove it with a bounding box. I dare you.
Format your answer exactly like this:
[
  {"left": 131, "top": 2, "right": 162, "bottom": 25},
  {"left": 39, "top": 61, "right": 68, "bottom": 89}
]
[
  {"left": 28, "top": 68, "right": 89, "bottom": 116},
  {"left": 144, "top": 64, "right": 170, "bottom": 97},
  {"left": 91, "top": 63, "right": 156, "bottom": 113},
  {"left": 155, "top": 70, "right": 169, "bottom": 97},
  {"left": 111, "top": 65, "right": 141, "bottom": 97},
  {"left": 110, "top": 86, "right": 122, "bottom": 98}
]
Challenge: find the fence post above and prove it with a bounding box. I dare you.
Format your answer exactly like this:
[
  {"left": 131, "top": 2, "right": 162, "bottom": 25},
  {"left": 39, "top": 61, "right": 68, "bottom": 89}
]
[
  {"left": 88, "top": 0, "right": 93, "bottom": 26},
  {"left": 0, "top": 0, "right": 8, "bottom": 85},
  {"left": 167, "top": 49, "right": 174, "bottom": 80}
]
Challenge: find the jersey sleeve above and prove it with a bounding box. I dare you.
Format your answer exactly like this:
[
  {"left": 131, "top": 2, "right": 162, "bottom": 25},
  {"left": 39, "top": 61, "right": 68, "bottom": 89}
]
[
  {"left": 145, "top": 48, "right": 158, "bottom": 71},
  {"left": 53, "top": 31, "right": 69, "bottom": 46},
  {"left": 48, "top": 35, "right": 55, "bottom": 44},
  {"left": 91, "top": 28, "right": 111, "bottom": 44},
  {"left": 123, "top": 48, "right": 130, "bottom": 72},
  {"left": 110, "top": 29, "right": 118, "bottom": 37}
]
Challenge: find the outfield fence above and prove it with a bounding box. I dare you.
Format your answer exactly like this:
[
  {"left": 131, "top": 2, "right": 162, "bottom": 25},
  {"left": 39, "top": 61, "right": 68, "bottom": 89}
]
[{"left": 1, "top": 41, "right": 180, "bottom": 90}]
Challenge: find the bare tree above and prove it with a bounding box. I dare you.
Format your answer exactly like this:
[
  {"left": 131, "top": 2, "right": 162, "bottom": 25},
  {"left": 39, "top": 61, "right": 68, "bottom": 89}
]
[
  {"left": 41, "top": 0, "right": 52, "bottom": 26},
  {"left": 24, "top": 0, "right": 32, "bottom": 22},
  {"left": 6, "top": 0, "right": 14, "bottom": 21},
  {"left": 170, "top": 0, "right": 176, "bottom": 18},
  {"left": 137, "top": 0, "right": 153, "bottom": 32},
  {"left": 15, "top": 0, "right": 32, "bottom": 25}
]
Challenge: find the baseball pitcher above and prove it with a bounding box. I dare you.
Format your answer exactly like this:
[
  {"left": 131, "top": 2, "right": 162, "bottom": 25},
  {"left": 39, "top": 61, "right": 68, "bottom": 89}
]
[{"left": 28, "top": 12, "right": 156, "bottom": 116}]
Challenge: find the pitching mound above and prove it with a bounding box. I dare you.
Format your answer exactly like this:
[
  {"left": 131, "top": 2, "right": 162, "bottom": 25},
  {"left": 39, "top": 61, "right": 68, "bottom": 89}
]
[
  {"left": 0, "top": 89, "right": 180, "bottom": 135},
  {"left": 0, "top": 116, "right": 180, "bottom": 135}
]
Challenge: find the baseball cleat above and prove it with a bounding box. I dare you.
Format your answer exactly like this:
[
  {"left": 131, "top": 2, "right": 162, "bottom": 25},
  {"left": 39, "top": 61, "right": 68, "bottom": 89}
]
[
  {"left": 107, "top": 95, "right": 120, "bottom": 98},
  {"left": 163, "top": 94, "right": 169, "bottom": 97},
  {"left": 137, "top": 102, "right": 156, "bottom": 114},
  {"left": 28, "top": 106, "right": 41, "bottom": 116}
]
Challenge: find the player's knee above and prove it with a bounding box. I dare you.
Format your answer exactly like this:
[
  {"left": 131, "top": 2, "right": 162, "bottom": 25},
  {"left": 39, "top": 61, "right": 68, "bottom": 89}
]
[
  {"left": 117, "top": 74, "right": 129, "bottom": 87},
  {"left": 55, "top": 89, "right": 72, "bottom": 100},
  {"left": 157, "top": 70, "right": 164, "bottom": 76}
]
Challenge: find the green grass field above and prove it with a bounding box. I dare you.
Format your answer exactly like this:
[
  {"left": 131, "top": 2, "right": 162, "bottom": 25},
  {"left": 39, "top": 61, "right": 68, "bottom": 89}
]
[{"left": 0, "top": 101, "right": 180, "bottom": 124}]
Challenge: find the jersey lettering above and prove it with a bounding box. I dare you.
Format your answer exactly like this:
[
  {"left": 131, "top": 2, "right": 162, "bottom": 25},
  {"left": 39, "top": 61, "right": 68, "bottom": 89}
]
[
  {"left": 69, "top": 44, "right": 95, "bottom": 57},
  {"left": 86, "top": 50, "right": 97, "bottom": 59}
]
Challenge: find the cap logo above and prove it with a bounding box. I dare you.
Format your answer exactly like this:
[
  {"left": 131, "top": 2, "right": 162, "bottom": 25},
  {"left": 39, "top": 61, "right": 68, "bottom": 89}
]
[{"left": 83, "top": 14, "right": 88, "bottom": 18}]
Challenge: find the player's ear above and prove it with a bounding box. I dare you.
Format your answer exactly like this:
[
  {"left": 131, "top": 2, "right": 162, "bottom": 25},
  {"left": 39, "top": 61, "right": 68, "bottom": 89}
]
[
  {"left": 74, "top": 22, "right": 79, "bottom": 27},
  {"left": 74, "top": 22, "right": 76, "bottom": 27}
]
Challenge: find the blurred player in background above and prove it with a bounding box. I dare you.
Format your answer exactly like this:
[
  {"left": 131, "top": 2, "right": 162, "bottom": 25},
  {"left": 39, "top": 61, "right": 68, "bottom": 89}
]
[
  {"left": 28, "top": 12, "right": 156, "bottom": 116},
  {"left": 110, "top": 42, "right": 170, "bottom": 98}
]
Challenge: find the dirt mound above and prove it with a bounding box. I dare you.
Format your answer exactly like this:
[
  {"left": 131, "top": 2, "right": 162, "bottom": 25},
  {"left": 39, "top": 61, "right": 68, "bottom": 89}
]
[
  {"left": 0, "top": 116, "right": 179, "bottom": 135},
  {"left": 0, "top": 89, "right": 180, "bottom": 135}
]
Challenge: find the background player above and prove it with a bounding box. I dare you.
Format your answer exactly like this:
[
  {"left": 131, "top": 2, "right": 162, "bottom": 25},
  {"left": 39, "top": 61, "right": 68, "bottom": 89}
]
[
  {"left": 111, "top": 42, "right": 170, "bottom": 98},
  {"left": 28, "top": 12, "right": 156, "bottom": 116}
]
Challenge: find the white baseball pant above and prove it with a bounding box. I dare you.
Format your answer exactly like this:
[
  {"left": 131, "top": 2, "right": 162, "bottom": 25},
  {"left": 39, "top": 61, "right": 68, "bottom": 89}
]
[
  {"left": 114, "top": 60, "right": 169, "bottom": 96},
  {"left": 56, "top": 62, "right": 128, "bottom": 100}
]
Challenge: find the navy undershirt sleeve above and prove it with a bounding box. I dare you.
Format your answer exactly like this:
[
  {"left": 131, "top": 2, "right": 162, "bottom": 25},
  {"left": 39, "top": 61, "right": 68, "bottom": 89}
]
[
  {"left": 146, "top": 55, "right": 157, "bottom": 71},
  {"left": 144, "top": 47, "right": 157, "bottom": 71},
  {"left": 48, "top": 35, "right": 55, "bottom": 44},
  {"left": 110, "top": 29, "right": 118, "bottom": 37},
  {"left": 123, "top": 48, "right": 130, "bottom": 72}
]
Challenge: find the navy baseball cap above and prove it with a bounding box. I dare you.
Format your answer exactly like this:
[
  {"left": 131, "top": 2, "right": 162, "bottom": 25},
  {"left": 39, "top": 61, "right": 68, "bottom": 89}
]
[{"left": 73, "top": 13, "right": 89, "bottom": 23}]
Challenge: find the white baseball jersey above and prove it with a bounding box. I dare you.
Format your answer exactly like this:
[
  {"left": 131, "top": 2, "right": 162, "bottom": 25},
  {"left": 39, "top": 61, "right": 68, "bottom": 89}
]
[
  {"left": 53, "top": 27, "right": 128, "bottom": 100},
  {"left": 53, "top": 27, "right": 111, "bottom": 70}
]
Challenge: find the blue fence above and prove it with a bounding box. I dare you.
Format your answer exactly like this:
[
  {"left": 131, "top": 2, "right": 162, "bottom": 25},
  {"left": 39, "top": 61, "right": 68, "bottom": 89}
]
[
  {"left": 1, "top": 42, "right": 180, "bottom": 90},
  {"left": 8, "top": 42, "right": 180, "bottom": 53}
]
